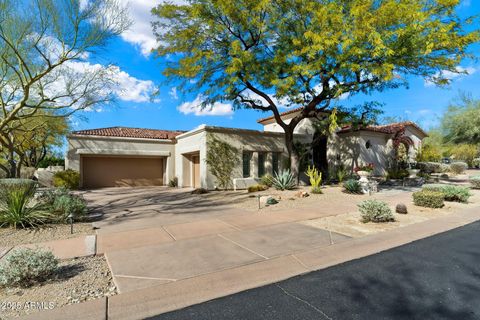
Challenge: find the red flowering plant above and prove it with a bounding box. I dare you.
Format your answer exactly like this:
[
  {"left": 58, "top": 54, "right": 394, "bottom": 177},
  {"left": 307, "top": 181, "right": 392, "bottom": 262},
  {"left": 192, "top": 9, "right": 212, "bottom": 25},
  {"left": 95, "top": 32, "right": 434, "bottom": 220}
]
[{"left": 354, "top": 163, "right": 375, "bottom": 173}]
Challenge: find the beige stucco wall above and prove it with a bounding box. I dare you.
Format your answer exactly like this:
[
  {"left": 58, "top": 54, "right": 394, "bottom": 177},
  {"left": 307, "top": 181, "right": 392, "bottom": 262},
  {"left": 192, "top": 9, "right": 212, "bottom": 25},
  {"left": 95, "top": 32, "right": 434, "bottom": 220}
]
[
  {"left": 66, "top": 135, "right": 176, "bottom": 186},
  {"left": 263, "top": 118, "right": 317, "bottom": 135},
  {"left": 328, "top": 126, "right": 424, "bottom": 176},
  {"left": 176, "top": 125, "right": 310, "bottom": 189}
]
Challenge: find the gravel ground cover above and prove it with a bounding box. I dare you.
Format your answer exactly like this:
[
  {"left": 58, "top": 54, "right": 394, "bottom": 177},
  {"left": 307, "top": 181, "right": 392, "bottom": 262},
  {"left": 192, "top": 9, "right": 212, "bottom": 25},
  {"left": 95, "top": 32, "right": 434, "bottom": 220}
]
[
  {"left": 0, "top": 255, "right": 115, "bottom": 319},
  {"left": 0, "top": 223, "right": 95, "bottom": 247}
]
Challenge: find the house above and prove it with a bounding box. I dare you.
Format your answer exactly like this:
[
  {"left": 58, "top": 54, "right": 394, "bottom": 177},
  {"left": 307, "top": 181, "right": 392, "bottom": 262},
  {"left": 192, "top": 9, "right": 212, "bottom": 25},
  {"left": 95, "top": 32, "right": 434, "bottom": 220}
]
[{"left": 66, "top": 108, "right": 427, "bottom": 189}]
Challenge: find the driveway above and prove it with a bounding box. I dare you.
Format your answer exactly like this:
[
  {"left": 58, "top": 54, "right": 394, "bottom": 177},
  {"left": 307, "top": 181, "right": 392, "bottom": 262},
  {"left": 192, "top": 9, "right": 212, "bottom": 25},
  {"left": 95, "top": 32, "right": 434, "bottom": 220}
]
[
  {"left": 82, "top": 187, "right": 251, "bottom": 233},
  {"left": 154, "top": 220, "right": 480, "bottom": 320}
]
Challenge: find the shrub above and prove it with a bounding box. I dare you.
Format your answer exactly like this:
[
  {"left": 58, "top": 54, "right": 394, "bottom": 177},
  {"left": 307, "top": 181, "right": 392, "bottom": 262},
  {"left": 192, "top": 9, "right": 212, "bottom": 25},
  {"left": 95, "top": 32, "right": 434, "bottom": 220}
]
[
  {"left": 272, "top": 169, "right": 296, "bottom": 191},
  {"left": 473, "top": 158, "right": 480, "bottom": 169},
  {"left": 336, "top": 167, "right": 348, "bottom": 183},
  {"left": 247, "top": 184, "right": 268, "bottom": 193},
  {"left": 343, "top": 179, "right": 362, "bottom": 194},
  {"left": 53, "top": 170, "right": 80, "bottom": 189},
  {"left": 305, "top": 166, "right": 322, "bottom": 193},
  {"left": 449, "top": 162, "right": 468, "bottom": 175},
  {"left": 358, "top": 200, "right": 394, "bottom": 223},
  {"left": 37, "top": 187, "right": 87, "bottom": 221},
  {"left": 37, "top": 156, "right": 65, "bottom": 169},
  {"left": 0, "top": 179, "right": 52, "bottom": 228},
  {"left": 205, "top": 136, "right": 239, "bottom": 190},
  {"left": 386, "top": 168, "right": 409, "bottom": 180},
  {"left": 168, "top": 177, "right": 178, "bottom": 187},
  {"left": 413, "top": 190, "right": 445, "bottom": 208},
  {"left": 51, "top": 194, "right": 88, "bottom": 221},
  {"left": 470, "top": 176, "right": 480, "bottom": 189},
  {"left": 260, "top": 174, "right": 274, "bottom": 187},
  {"left": 450, "top": 144, "right": 478, "bottom": 167},
  {"left": 417, "top": 162, "right": 442, "bottom": 174},
  {"left": 0, "top": 248, "right": 58, "bottom": 288},
  {"left": 422, "top": 184, "right": 471, "bottom": 203}
]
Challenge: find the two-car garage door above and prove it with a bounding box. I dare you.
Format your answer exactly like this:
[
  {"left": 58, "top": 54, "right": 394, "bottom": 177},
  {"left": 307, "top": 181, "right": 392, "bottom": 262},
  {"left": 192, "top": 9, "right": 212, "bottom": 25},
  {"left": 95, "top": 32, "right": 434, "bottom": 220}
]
[{"left": 81, "top": 156, "right": 164, "bottom": 188}]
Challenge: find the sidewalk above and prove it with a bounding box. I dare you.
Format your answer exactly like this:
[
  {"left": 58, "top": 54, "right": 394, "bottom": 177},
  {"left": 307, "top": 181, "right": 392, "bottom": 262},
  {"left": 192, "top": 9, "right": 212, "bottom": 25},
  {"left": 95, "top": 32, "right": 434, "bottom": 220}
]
[{"left": 20, "top": 203, "right": 480, "bottom": 320}]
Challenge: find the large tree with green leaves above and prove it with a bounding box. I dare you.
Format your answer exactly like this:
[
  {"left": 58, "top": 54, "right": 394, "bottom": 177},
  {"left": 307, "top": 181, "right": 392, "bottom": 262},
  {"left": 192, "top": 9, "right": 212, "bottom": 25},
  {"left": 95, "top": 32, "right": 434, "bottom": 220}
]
[
  {"left": 152, "top": 0, "right": 478, "bottom": 175},
  {"left": 442, "top": 94, "right": 480, "bottom": 145},
  {"left": 0, "top": 0, "right": 130, "bottom": 176}
]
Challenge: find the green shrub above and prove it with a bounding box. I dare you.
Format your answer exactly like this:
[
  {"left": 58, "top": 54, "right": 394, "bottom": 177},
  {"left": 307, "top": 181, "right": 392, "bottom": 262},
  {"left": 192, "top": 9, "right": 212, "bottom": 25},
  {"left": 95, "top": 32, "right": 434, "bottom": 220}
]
[
  {"left": 272, "top": 169, "right": 296, "bottom": 191},
  {"left": 470, "top": 176, "right": 480, "bottom": 189},
  {"left": 449, "top": 162, "right": 468, "bottom": 175},
  {"left": 336, "top": 167, "right": 348, "bottom": 183},
  {"left": 0, "top": 179, "right": 52, "bottom": 228},
  {"left": 343, "top": 179, "right": 362, "bottom": 194},
  {"left": 417, "top": 162, "right": 443, "bottom": 174},
  {"left": 53, "top": 170, "right": 80, "bottom": 190},
  {"left": 168, "top": 177, "right": 178, "bottom": 187},
  {"left": 422, "top": 184, "right": 471, "bottom": 203},
  {"left": 413, "top": 190, "right": 445, "bottom": 208},
  {"left": 0, "top": 248, "right": 58, "bottom": 288},
  {"left": 37, "top": 156, "right": 65, "bottom": 168},
  {"left": 260, "top": 174, "right": 274, "bottom": 187},
  {"left": 51, "top": 194, "right": 87, "bottom": 221},
  {"left": 247, "top": 184, "right": 268, "bottom": 193},
  {"left": 386, "top": 168, "right": 409, "bottom": 180},
  {"left": 358, "top": 200, "right": 394, "bottom": 223}
]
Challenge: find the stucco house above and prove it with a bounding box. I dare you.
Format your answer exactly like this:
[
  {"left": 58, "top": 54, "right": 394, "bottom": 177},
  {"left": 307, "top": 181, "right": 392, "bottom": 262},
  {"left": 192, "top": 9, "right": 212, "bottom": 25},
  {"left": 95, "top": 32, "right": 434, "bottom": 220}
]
[{"left": 66, "top": 108, "right": 427, "bottom": 189}]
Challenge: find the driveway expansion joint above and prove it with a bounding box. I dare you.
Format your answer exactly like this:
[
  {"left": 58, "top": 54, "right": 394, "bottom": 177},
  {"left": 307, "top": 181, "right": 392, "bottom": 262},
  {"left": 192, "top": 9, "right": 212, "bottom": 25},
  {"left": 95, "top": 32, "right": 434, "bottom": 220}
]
[{"left": 217, "top": 234, "right": 269, "bottom": 259}]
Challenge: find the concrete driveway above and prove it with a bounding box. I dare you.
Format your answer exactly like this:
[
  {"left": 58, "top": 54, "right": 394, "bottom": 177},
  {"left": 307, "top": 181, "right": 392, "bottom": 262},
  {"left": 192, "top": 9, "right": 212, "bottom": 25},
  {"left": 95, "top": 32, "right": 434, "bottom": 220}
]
[
  {"left": 83, "top": 187, "right": 250, "bottom": 233},
  {"left": 82, "top": 187, "right": 353, "bottom": 293}
]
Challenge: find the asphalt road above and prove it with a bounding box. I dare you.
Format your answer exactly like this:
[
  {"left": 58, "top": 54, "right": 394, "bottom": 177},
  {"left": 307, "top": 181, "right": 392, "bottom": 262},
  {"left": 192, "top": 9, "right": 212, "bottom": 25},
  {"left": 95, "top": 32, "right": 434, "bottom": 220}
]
[{"left": 151, "top": 221, "right": 480, "bottom": 320}]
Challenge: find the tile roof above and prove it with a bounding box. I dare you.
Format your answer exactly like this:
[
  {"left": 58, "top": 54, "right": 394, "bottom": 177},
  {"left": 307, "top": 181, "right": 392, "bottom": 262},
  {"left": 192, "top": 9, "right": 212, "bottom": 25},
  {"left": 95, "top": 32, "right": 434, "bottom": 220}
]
[
  {"left": 337, "top": 121, "right": 428, "bottom": 137},
  {"left": 257, "top": 107, "right": 331, "bottom": 123},
  {"left": 72, "top": 127, "right": 186, "bottom": 140}
]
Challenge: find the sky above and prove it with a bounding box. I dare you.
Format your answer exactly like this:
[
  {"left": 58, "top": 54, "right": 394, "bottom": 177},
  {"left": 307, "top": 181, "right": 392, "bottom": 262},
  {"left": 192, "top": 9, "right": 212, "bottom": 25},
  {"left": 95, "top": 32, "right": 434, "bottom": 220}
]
[{"left": 71, "top": 0, "right": 480, "bottom": 135}]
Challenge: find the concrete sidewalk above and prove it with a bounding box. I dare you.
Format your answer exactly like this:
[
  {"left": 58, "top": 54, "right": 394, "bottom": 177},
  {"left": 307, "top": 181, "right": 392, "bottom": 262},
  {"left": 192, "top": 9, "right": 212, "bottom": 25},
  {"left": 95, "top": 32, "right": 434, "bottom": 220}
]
[{"left": 21, "top": 203, "right": 480, "bottom": 320}]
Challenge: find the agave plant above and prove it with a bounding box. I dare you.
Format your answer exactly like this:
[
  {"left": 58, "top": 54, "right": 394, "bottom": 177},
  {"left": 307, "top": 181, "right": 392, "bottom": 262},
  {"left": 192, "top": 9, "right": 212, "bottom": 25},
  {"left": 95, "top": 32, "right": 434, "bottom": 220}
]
[
  {"left": 0, "top": 179, "right": 52, "bottom": 229},
  {"left": 272, "top": 169, "right": 296, "bottom": 191}
]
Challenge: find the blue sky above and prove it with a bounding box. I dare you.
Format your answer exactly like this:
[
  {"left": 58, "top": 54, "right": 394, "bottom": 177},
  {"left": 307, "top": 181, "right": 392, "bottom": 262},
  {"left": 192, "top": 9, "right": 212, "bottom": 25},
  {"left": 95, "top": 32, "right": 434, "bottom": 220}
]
[{"left": 72, "top": 0, "right": 480, "bottom": 134}]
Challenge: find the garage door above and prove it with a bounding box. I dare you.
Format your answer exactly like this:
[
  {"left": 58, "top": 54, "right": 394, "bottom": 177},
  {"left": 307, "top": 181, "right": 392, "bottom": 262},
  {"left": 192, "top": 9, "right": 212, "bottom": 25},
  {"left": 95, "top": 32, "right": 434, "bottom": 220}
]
[{"left": 82, "top": 156, "right": 164, "bottom": 188}]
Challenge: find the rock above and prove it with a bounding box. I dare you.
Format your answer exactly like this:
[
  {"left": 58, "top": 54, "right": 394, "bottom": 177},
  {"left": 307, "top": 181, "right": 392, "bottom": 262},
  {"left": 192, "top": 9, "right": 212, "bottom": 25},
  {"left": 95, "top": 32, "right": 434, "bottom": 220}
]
[
  {"left": 266, "top": 197, "right": 278, "bottom": 205},
  {"left": 396, "top": 203, "right": 408, "bottom": 214},
  {"left": 295, "top": 191, "right": 310, "bottom": 198}
]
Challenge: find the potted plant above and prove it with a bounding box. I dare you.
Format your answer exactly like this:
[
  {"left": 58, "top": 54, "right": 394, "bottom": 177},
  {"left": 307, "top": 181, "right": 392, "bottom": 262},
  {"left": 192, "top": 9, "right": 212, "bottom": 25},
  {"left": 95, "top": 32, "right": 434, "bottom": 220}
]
[{"left": 354, "top": 163, "right": 374, "bottom": 182}]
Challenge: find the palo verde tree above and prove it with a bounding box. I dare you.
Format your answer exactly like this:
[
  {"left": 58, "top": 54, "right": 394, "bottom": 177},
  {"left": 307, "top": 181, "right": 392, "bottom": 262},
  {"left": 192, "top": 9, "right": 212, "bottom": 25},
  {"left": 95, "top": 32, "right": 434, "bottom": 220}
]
[
  {"left": 0, "top": 0, "right": 130, "bottom": 177},
  {"left": 152, "top": 0, "right": 478, "bottom": 176}
]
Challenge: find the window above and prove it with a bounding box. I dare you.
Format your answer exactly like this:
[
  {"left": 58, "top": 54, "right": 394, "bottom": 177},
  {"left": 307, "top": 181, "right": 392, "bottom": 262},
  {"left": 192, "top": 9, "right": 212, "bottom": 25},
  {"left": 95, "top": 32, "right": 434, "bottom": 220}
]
[
  {"left": 272, "top": 152, "right": 279, "bottom": 175},
  {"left": 258, "top": 153, "right": 266, "bottom": 177},
  {"left": 243, "top": 152, "right": 252, "bottom": 178}
]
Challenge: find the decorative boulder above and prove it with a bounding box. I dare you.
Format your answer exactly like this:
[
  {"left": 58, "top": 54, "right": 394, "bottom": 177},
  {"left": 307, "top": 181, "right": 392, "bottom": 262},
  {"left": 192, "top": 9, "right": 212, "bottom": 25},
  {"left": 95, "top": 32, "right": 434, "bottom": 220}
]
[{"left": 395, "top": 203, "right": 408, "bottom": 214}]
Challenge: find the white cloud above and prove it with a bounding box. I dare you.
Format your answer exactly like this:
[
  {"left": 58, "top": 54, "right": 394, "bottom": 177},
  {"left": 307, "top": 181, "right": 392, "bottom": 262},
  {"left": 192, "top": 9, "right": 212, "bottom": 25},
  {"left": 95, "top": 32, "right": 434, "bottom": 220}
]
[
  {"left": 118, "top": 0, "right": 187, "bottom": 56},
  {"left": 109, "top": 66, "right": 157, "bottom": 102},
  {"left": 169, "top": 87, "right": 178, "bottom": 100},
  {"left": 178, "top": 95, "right": 234, "bottom": 116},
  {"left": 425, "top": 66, "right": 476, "bottom": 87}
]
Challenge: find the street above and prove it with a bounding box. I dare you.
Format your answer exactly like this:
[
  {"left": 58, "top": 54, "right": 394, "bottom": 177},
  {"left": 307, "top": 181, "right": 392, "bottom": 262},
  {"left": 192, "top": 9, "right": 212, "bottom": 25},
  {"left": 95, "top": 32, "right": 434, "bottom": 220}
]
[{"left": 153, "top": 221, "right": 480, "bottom": 320}]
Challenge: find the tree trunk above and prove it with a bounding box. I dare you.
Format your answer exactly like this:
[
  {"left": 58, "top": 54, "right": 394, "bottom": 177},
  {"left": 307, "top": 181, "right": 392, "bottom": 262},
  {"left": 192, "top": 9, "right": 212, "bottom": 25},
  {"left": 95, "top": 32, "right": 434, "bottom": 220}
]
[
  {"left": 7, "top": 159, "right": 16, "bottom": 178},
  {"left": 284, "top": 128, "right": 299, "bottom": 179}
]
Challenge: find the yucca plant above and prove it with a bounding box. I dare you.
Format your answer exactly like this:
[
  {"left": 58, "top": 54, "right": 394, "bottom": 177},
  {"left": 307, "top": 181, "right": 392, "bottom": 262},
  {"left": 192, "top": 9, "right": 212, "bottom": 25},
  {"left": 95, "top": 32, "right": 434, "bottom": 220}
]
[
  {"left": 0, "top": 179, "right": 52, "bottom": 229},
  {"left": 272, "top": 169, "right": 296, "bottom": 191}
]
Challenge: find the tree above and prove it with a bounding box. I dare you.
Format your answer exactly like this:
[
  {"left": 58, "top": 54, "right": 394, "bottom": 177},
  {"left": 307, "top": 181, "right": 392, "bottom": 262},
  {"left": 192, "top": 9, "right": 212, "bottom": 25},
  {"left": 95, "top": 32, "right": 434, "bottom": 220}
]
[
  {"left": 152, "top": 0, "right": 478, "bottom": 176},
  {"left": 0, "top": 113, "right": 68, "bottom": 177},
  {"left": 442, "top": 94, "right": 480, "bottom": 145},
  {"left": 204, "top": 135, "right": 239, "bottom": 189},
  {"left": 0, "top": 0, "right": 130, "bottom": 176}
]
